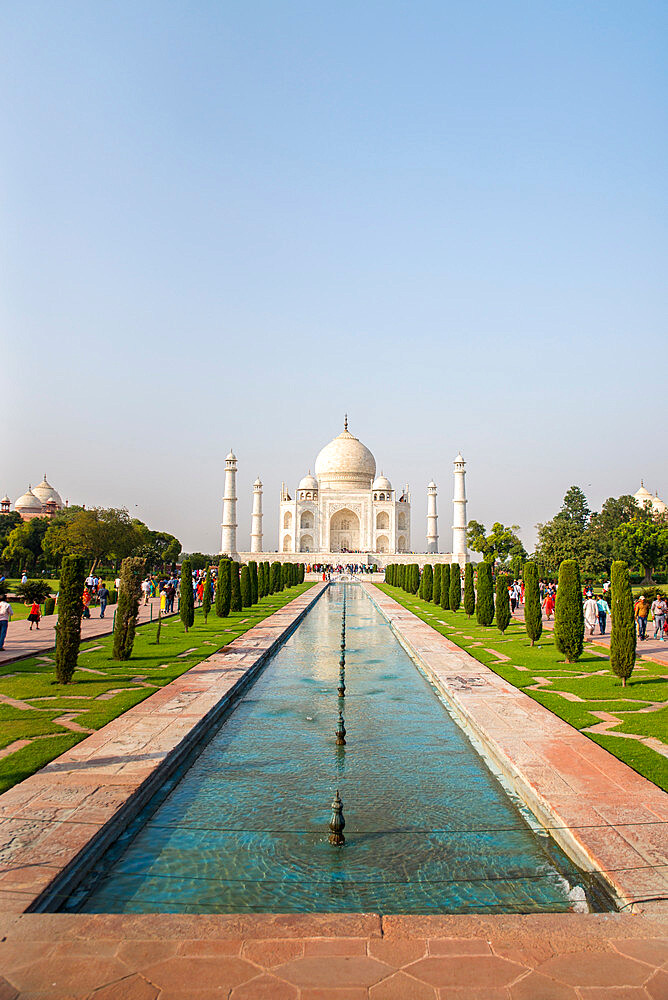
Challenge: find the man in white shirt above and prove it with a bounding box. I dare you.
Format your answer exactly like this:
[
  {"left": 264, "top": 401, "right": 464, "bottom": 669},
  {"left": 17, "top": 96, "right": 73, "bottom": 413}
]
[
  {"left": 0, "top": 599, "right": 14, "bottom": 650},
  {"left": 141, "top": 578, "right": 151, "bottom": 605}
]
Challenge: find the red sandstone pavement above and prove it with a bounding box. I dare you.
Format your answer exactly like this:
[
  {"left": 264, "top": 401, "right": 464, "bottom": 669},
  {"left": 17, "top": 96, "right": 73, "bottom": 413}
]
[
  {"left": 0, "top": 912, "right": 666, "bottom": 999},
  {"left": 363, "top": 584, "right": 668, "bottom": 914},
  {"left": 0, "top": 598, "right": 176, "bottom": 668}
]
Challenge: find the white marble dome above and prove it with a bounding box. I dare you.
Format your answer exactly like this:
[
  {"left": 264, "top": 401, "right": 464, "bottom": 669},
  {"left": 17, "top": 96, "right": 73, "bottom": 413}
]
[
  {"left": 372, "top": 474, "right": 392, "bottom": 491},
  {"left": 315, "top": 427, "right": 376, "bottom": 489},
  {"left": 298, "top": 472, "right": 318, "bottom": 491},
  {"left": 32, "top": 475, "right": 63, "bottom": 508},
  {"left": 15, "top": 486, "right": 43, "bottom": 513}
]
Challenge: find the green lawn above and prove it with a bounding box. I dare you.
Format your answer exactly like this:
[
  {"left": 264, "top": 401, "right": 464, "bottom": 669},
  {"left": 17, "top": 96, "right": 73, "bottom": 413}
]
[
  {"left": 378, "top": 584, "right": 668, "bottom": 792},
  {"left": 0, "top": 582, "right": 314, "bottom": 794}
]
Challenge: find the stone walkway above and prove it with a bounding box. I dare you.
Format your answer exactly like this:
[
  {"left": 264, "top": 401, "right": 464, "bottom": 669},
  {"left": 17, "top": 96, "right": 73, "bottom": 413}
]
[
  {"left": 363, "top": 584, "right": 668, "bottom": 914},
  {"left": 0, "top": 598, "right": 176, "bottom": 668},
  {"left": 0, "top": 911, "right": 666, "bottom": 999}
]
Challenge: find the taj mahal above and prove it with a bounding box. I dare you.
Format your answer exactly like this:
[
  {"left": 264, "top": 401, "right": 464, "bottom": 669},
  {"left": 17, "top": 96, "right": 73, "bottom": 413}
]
[{"left": 221, "top": 419, "right": 469, "bottom": 567}]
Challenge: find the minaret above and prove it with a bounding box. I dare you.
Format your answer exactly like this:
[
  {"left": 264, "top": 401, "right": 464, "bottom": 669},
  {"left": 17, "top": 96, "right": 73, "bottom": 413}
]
[
  {"left": 452, "top": 453, "right": 468, "bottom": 561},
  {"left": 426, "top": 481, "right": 438, "bottom": 553},
  {"left": 250, "top": 477, "right": 263, "bottom": 553},
  {"left": 221, "top": 450, "right": 239, "bottom": 558}
]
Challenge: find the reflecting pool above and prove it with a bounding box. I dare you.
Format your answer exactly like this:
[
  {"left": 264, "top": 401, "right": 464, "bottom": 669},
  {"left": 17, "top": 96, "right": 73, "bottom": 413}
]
[{"left": 66, "top": 584, "right": 609, "bottom": 913}]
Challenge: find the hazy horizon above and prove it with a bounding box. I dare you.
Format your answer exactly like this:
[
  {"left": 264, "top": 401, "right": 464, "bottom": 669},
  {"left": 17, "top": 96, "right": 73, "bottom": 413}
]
[{"left": 3, "top": 2, "right": 666, "bottom": 554}]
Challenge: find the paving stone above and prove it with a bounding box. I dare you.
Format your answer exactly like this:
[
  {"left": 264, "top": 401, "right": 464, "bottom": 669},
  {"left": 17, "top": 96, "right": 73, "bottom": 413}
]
[
  {"left": 116, "top": 940, "right": 180, "bottom": 968},
  {"left": 90, "top": 974, "right": 159, "bottom": 999},
  {"left": 300, "top": 990, "right": 368, "bottom": 1000},
  {"left": 646, "top": 970, "right": 668, "bottom": 999},
  {"left": 610, "top": 938, "right": 668, "bottom": 966},
  {"left": 241, "top": 939, "right": 304, "bottom": 967},
  {"left": 0, "top": 978, "right": 18, "bottom": 1000},
  {"left": 177, "top": 939, "right": 244, "bottom": 957},
  {"left": 141, "top": 956, "right": 257, "bottom": 991},
  {"left": 229, "top": 973, "right": 299, "bottom": 999},
  {"left": 407, "top": 955, "right": 525, "bottom": 989},
  {"left": 303, "top": 938, "right": 368, "bottom": 956},
  {"left": 579, "top": 989, "right": 655, "bottom": 999},
  {"left": 369, "top": 970, "right": 437, "bottom": 999},
  {"left": 427, "top": 938, "right": 491, "bottom": 955},
  {"left": 368, "top": 939, "right": 427, "bottom": 965},
  {"left": 276, "top": 956, "right": 393, "bottom": 989},
  {"left": 535, "top": 952, "right": 651, "bottom": 988},
  {"left": 5, "top": 957, "right": 130, "bottom": 994},
  {"left": 509, "top": 971, "right": 577, "bottom": 999}
]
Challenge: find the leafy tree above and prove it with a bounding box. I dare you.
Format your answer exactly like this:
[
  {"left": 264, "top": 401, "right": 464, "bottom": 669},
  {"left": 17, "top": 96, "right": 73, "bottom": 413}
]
[
  {"left": 54, "top": 554, "right": 86, "bottom": 683},
  {"left": 610, "top": 560, "right": 636, "bottom": 686},
  {"left": 476, "top": 562, "right": 494, "bottom": 626},
  {"left": 215, "top": 559, "right": 231, "bottom": 617},
  {"left": 523, "top": 560, "right": 542, "bottom": 645},
  {"left": 249, "top": 561, "right": 259, "bottom": 604},
  {"left": 588, "top": 495, "right": 642, "bottom": 573},
  {"left": 432, "top": 564, "right": 441, "bottom": 605},
  {"left": 65, "top": 507, "right": 138, "bottom": 573},
  {"left": 202, "top": 565, "right": 212, "bottom": 623},
  {"left": 0, "top": 510, "right": 21, "bottom": 557},
  {"left": 614, "top": 519, "right": 668, "bottom": 584},
  {"left": 440, "top": 564, "right": 450, "bottom": 610},
  {"left": 230, "top": 561, "right": 242, "bottom": 611},
  {"left": 422, "top": 564, "right": 433, "bottom": 601},
  {"left": 495, "top": 573, "right": 511, "bottom": 633},
  {"left": 449, "top": 563, "right": 461, "bottom": 612},
  {"left": 179, "top": 559, "right": 195, "bottom": 632},
  {"left": 466, "top": 520, "right": 527, "bottom": 570},
  {"left": 181, "top": 552, "right": 210, "bottom": 571},
  {"left": 240, "top": 565, "right": 252, "bottom": 607},
  {"left": 463, "top": 563, "right": 475, "bottom": 617},
  {"left": 133, "top": 524, "right": 181, "bottom": 571},
  {"left": 535, "top": 487, "right": 593, "bottom": 575},
  {"left": 554, "top": 559, "right": 584, "bottom": 662},
  {"left": 113, "top": 556, "right": 146, "bottom": 659},
  {"left": 2, "top": 517, "right": 50, "bottom": 572}
]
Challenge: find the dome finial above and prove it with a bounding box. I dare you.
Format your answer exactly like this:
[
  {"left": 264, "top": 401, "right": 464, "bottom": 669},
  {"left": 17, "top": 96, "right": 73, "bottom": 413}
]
[{"left": 344, "top": 413, "right": 348, "bottom": 432}]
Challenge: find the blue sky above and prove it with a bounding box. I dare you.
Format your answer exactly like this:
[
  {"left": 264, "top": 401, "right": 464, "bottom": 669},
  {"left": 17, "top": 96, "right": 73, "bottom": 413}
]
[{"left": 3, "top": 1, "right": 666, "bottom": 553}]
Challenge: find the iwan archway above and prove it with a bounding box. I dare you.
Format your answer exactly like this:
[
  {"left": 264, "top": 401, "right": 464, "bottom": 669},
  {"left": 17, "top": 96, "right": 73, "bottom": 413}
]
[{"left": 329, "top": 508, "right": 360, "bottom": 552}]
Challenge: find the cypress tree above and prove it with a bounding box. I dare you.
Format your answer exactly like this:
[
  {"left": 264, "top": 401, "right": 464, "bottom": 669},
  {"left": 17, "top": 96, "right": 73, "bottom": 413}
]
[
  {"left": 422, "top": 564, "right": 433, "bottom": 602},
  {"left": 476, "top": 562, "right": 494, "bottom": 626},
  {"left": 554, "top": 559, "right": 584, "bottom": 662},
  {"left": 179, "top": 559, "right": 195, "bottom": 632},
  {"left": 398, "top": 564, "right": 405, "bottom": 589},
  {"left": 417, "top": 570, "right": 423, "bottom": 598},
  {"left": 249, "top": 561, "right": 259, "bottom": 604},
  {"left": 240, "top": 565, "right": 252, "bottom": 607},
  {"left": 54, "top": 553, "right": 86, "bottom": 683},
  {"left": 450, "top": 563, "right": 461, "bottom": 612},
  {"left": 495, "top": 573, "right": 511, "bottom": 633},
  {"left": 433, "top": 564, "right": 441, "bottom": 605},
  {"left": 440, "top": 564, "right": 451, "bottom": 610},
  {"left": 202, "top": 565, "right": 212, "bottom": 623},
  {"left": 299, "top": 563, "right": 305, "bottom": 583},
  {"left": 281, "top": 562, "right": 290, "bottom": 590},
  {"left": 215, "top": 559, "right": 231, "bottom": 617},
  {"left": 271, "top": 561, "right": 282, "bottom": 594},
  {"left": 610, "top": 560, "right": 636, "bottom": 687},
  {"left": 230, "top": 561, "right": 242, "bottom": 612},
  {"left": 260, "top": 561, "right": 268, "bottom": 597},
  {"left": 113, "top": 556, "right": 146, "bottom": 657},
  {"left": 523, "top": 560, "right": 542, "bottom": 645},
  {"left": 463, "top": 563, "right": 475, "bottom": 618},
  {"left": 412, "top": 564, "right": 420, "bottom": 594}
]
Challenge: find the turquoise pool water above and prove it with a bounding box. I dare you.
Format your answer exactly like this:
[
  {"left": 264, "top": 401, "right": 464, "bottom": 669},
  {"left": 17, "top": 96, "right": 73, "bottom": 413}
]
[{"left": 66, "top": 584, "right": 608, "bottom": 914}]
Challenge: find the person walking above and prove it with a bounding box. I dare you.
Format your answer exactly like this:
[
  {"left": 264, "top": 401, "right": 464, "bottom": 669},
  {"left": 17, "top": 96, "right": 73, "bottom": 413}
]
[
  {"left": 0, "top": 597, "right": 13, "bottom": 649},
  {"left": 650, "top": 594, "right": 667, "bottom": 641},
  {"left": 596, "top": 594, "right": 610, "bottom": 635},
  {"left": 583, "top": 595, "right": 599, "bottom": 637},
  {"left": 27, "top": 600, "right": 41, "bottom": 631},
  {"left": 82, "top": 588, "right": 91, "bottom": 619},
  {"left": 542, "top": 590, "right": 555, "bottom": 620},
  {"left": 98, "top": 582, "right": 109, "bottom": 619},
  {"left": 634, "top": 594, "right": 651, "bottom": 641},
  {"left": 141, "top": 578, "right": 151, "bottom": 606}
]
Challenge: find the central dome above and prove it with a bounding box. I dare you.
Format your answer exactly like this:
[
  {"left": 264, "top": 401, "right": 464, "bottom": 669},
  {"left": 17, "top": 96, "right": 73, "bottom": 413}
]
[{"left": 315, "top": 425, "right": 376, "bottom": 490}]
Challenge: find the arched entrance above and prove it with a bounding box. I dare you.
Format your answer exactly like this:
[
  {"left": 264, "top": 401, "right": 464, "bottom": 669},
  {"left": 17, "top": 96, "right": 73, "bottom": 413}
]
[{"left": 329, "top": 508, "right": 360, "bottom": 552}]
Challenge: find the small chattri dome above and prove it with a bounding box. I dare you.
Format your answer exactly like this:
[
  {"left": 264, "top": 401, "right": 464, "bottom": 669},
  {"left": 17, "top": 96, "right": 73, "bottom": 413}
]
[
  {"left": 15, "top": 486, "right": 44, "bottom": 512},
  {"left": 454, "top": 453, "right": 465, "bottom": 464},
  {"left": 32, "top": 474, "right": 63, "bottom": 508},
  {"left": 226, "top": 450, "right": 237, "bottom": 461},
  {"left": 254, "top": 477, "right": 263, "bottom": 487},
  {"left": 298, "top": 471, "right": 318, "bottom": 491},
  {"left": 428, "top": 480, "right": 437, "bottom": 489},
  {"left": 372, "top": 474, "right": 392, "bottom": 491}
]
